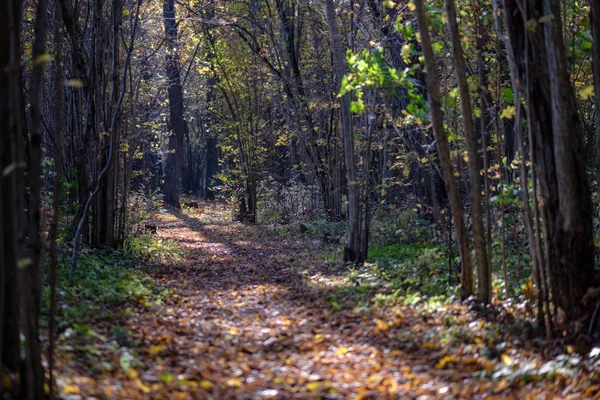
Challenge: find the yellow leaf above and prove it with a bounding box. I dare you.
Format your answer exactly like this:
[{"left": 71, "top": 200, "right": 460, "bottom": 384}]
[
  {"left": 226, "top": 378, "right": 242, "bottom": 388},
  {"left": 401, "top": 44, "right": 411, "bottom": 62},
  {"left": 422, "top": 341, "right": 436, "bottom": 350},
  {"left": 64, "top": 79, "right": 84, "bottom": 88},
  {"left": 580, "top": 85, "right": 595, "bottom": 100},
  {"left": 408, "top": 1, "right": 416, "bottom": 11},
  {"left": 335, "top": 347, "right": 349, "bottom": 356},
  {"left": 126, "top": 369, "right": 139, "bottom": 379},
  {"left": 149, "top": 344, "right": 166, "bottom": 355},
  {"left": 522, "top": 281, "right": 534, "bottom": 299},
  {"left": 354, "top": 387, "right": 367, "bottom": 400},
  {"left": 62, "top": 384, "right": 81, "bottom": 394},
  {"left": 501, "top": 353, "right": 513, "bottom": 366},
  {"left": 435, "top": 355, "right": 455, "bottom": 369},
  {"left": 375, "top": 319, "right": 389, "bottom": 331},
  {"left": 384, "top": 0, "right": 396, "bottom": 9},
  {"left": 496, "top": 378, "right": 509, "bottom": 391},
  {"left": 500, "top": 106, "right": 516, "bottom": 119},
  {"left": 135, "top": 379, "right": 150, "bottom": 393},
  {"left": 34, "top": 53, "right": 54, "bottom": 65},
  {"left": 306, "top": 381, "right": 321, "bottom": 391},
  {"left": 228, "top": 327, "right": 239, "bottom": 335},
  {"left": 200, "top": 380, "right": 214, "bottom": 390}
]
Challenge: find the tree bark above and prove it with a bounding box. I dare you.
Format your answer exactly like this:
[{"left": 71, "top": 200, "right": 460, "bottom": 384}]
[
  {"left": 414, "top": 0, "right": 474, "bottom": 298},
  {"left": 503, "top": 0, "right": 596, "bottom": 320},
  {"left": 0, "top": 0, "right": 22, "bottom": 373},
  {"left": 445, "top": 0, "right": 491, "bottom": 303},
  {"left": 324, "top": 0, "right": 365, "bottom": 263},
  {"left": 592, "top": 0, "right": 600, "bottom": 191},
  {"left": 163, "top": 0, "right": 185, "bottom": 208}
]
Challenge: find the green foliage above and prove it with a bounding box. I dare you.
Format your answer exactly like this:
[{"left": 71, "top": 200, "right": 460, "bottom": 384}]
[
  {"left": 127, "top": 190, "right": 162, "bottom": 227},
  {"left": 256, "top": 182, "right": 322, "bottom": 224},
  {"left": 45, "top": 246, "right": 170, "bottom": 328},
  {"left": 368, "top": 243, "right": 449, "bottom": 297},
  {"left": 124, "top": 234, "right": 186, "bottom": 264},
  {"left": 340, "top": 46, "right": 408, "bottom": 113},
  {"left": 326, "top": 243, "right": 451, "bottom": 311},
  {"left": 370, "top": 206, "right": 435, "bottom": 246}
]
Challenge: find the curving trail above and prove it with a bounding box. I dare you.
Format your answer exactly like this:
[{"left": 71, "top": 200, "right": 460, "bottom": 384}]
[{"left": 56, "top": 203, "right": 596, "bottom": 399}]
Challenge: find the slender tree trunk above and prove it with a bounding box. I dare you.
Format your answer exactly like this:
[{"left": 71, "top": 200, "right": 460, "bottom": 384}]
[
  {"left": 414, "top": 0, "right": 474, "bottom": 298},
  {"left": 48, "top": 6, "right": 64, "bottom": 393},
  {"left": 163, "top": 0, "right": 185, "bottom": 208},
  {"left": 205, "top": 76, "right": 219, "bottom": 199},
  {"left": 445, "top": 0, "right": 491, "bottom": 303},
  {"left": 324, "top": 0, "right": 365, "bottom": 263}
]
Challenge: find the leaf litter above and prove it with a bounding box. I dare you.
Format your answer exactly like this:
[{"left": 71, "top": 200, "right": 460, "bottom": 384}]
[{"left": 53, "top": 203, "right": 600, "bottom": 399}]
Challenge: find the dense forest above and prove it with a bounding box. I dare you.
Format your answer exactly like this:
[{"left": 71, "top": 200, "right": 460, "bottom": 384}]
[{"left": 3, "top": 0, "right": 600, "bottom": 397}]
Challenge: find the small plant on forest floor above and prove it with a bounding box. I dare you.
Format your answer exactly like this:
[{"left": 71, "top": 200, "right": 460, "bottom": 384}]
[
  {"left": 124, "top": 234, "right": 187, "bottom": 264},
  {"left": 370, "top": 207, "right": 438, "bottom": 246},
  {"left": 326, "top": 243, "right": 452, "bottom": 311},
  {"left": 44, "top": 248, "right": 169, "bottom": 329}
]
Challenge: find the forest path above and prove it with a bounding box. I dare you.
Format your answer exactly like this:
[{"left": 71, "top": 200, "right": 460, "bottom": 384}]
[{"left": 57, "top": 203, "right": 593, "bottom": 399}]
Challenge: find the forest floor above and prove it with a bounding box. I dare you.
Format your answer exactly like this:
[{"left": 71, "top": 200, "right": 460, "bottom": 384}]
[{"left": 53, "top": 202, "right": 600, "bottom": 399}]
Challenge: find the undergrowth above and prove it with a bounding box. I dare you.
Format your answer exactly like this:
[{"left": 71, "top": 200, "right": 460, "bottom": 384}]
[
  {"left": 124, "top": 234, "right": 187, "bottom": 264},
  {"left": 326, "top": 243, "right": 452, "bottom": 312},
  {"left": 43, "top": 233, "right": 184, "bottom": 331}
]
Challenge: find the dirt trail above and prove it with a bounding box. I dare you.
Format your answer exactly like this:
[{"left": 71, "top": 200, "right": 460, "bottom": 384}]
[{"left": 57, "top": 204, "right": 593, "bottom": 399}]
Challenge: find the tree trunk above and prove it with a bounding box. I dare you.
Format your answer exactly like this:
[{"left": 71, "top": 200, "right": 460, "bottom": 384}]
[
  {"left": 592, "top": 0, "right": 600, "bottom": 191},
  {"left": 1, "top": 0, "right": 45, "bottom": 395},
  {"left": 0, "top": 0, "right": 22, "bottom": 373},
  {"left": 503, "top": 0, "right": 596, "bottom": 321},
  {"left": 414, "top": 0, "right": 474, "bottom": 298},
  {"left": 205, "top": 76, "right": 219, "bottom": 199},
  {"left": 163, "top": 0, "right": 185, "bottom": 208},
  {"left": 445, "top": 0, "right": 491, "bottom": 303},
  {"left": 324, "top": 0, "right": 365, "bottom": 263}
]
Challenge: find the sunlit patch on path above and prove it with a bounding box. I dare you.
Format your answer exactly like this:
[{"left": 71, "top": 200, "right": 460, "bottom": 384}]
[{"left": 54, "top": 203, "right": 600, "bottom": 399}]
